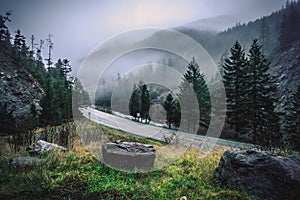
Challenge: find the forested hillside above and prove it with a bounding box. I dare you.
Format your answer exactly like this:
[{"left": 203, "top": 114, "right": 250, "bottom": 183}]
[
  {"left": 177, "top": 5, "right": 283, "bottom": 61},
  {"left": 0, "top": 12, "right": 90, "bottom": 135}
]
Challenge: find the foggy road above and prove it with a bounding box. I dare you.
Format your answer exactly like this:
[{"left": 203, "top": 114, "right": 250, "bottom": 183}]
[{"left": 80, "top": 107, "right": 254, "bottom": 150}]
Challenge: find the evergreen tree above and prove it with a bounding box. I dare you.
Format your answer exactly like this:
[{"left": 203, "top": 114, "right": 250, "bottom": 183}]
[
  {"left": 54, "top": 59, "right": 73, "bottom": 121},
  {"left": 178, "top": 58, "right": 210, "bottom": 133},
  {"left": 223, "top": 41, "right": 248, "bottom": 136},
  {"left": 0, "top": 12, "right": 11, "bottom": 47},
  {"left": 30, "top": 56, "right": 47, "bottom": 88},
  {"left": 129, "top": 83, "right": 151, "bottom": 123},
  {"left": 61, "top": 59, "right": 72, "bottom": 82},
  {"left": 13, "top": 29, "right": 28, "bottom": 59},
  {"left": 163, "top": 93, "right": 174, "bottom": 129},
  {"left": 245, "top": 39, "right": 280, "bottom": 149},
  {"left": 284, "top": 85, "right": 300, "bottom": 151},
  {"left": 40, "top": 73, "right": 55, "bottom": 125},
  {"left": 129, "top": 84, "right": 141, "bottom": 120},
  {"left": 172, "top": 98, "right": 181, "bottom": 128},
  {"left": 141, "top": 84, "right": 150, "bottom": 122},
  {"left": 41, "top": 59, "right": 73, "bottom": 125},
  {"left": 163, "top": 93, "right": 181, "bottom": 129},
  {"left": 178, "top": 78, "right": 198, "bottom": 133},
  {"left": 73, "top": 77, "right": 91, "bottom": 118}
]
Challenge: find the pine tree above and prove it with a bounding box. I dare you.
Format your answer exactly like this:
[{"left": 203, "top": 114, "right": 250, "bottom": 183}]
[
  {"left": 245, "top": 39, "right": 280, "bottom": 149},
  {"left": 62, "top": 59, "right": 72, "bottom": 82},
  {"left": 129, "top": 84, "right": 141, "bottom": 120},
  {"left": 223, "top": 41, "right": 248, "bottom": 137},
  {"left": 0, "top": 12, "right": 11, "bottom": 47},
  {"left": 163, "top": 93, "right": 181, "bottom": 129},
  {"left": 284, "top": 85, "right": 300, "bottom": 151},
  {"left": 141, "top": 84, "right": 150, "bottom": 122},
  {"left": 40, "top": 73, "right": 55, "bottom": 125},
  {"left": 72, "top": 77, "right": 91, "bottom": 118},
  {"left": 13, "top": 29, "right": 27, "bottom": 60},
  {"left": 163, "top": 93, "right": 174, "bottom": 129},
  {"left": 178, "top": 78, "right": 198, "bottom": 133},
  {"left": 178, "top": 58, "right": 210, "bottom": 133},
  {"left": 52, "top": 59, "right": 73, "bottom": 123},
  {"left": 172, "top": 98, "right": 181, "bottom": 128}
]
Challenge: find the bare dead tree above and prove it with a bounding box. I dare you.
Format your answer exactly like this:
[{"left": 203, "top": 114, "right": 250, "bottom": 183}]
[{"left": 45, "top": 34, "right": 53, "bottom": 69}]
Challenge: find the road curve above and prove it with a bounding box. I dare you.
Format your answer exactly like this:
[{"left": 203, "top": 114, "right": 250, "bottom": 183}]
[{"left": 80, "top": 107, "right": 254, "bottom": 150}]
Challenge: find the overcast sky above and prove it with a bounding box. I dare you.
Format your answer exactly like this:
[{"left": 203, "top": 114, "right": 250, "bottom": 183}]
[{"left": 0, "top": 0, "right": 286, "bottom": 72}]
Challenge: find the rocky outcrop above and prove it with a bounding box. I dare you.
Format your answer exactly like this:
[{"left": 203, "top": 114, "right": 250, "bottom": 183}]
[
  {"left": 0, "top": 51, "right": 43, "bottom": 120},
  {"left": 270, "top": 41, "right": 300, "bottom": 110},
  {"left": 102, "top": 140, "right": 156, "bottom": 171},
  {"left": 214, "top": 150, "right": 300, "bottom": 200}
]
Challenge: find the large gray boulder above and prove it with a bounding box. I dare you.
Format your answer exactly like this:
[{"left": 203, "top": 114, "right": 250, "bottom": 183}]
[
  {"left": 102, "top": 140, "right": 155, "bottom": 171},
  {"left": 214, "top": 150, "right": 300, "bottom": 200}
]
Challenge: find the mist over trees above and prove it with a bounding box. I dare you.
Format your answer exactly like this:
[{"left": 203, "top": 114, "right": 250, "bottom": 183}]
[
  {"left": 175, "top": 2, "right": 289, "bottom": 62},
  {"left": 95, "top": 60, "right": 179, "bottom": 112}
]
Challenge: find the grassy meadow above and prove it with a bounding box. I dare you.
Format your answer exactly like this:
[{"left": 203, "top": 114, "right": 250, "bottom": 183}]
[{"left": 0, "top": 122, "right": 254, "bottom": 200}]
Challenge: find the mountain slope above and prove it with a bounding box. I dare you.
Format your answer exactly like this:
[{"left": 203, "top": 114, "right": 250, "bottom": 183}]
[
  {"left": 181, "top": 15, "right": 243, "bottom": 32},
  {"left": 177, "top": 9, "right": 283, "bottom": 62},
  {"left": 270, "top": 41, "right": 300, "bottom": 109}
]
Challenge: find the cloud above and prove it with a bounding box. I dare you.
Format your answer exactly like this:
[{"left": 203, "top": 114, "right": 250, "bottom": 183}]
[
  {"left": 101, "top": 0, "right": 206, "bottom": 30},
  {"left": 0, "top": 0, "right": 286, "bottom": 72}
]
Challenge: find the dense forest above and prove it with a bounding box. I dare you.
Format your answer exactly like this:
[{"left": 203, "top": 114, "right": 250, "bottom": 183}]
[{"left": 0, "top": 12, "right": 90, "bottom": 136}]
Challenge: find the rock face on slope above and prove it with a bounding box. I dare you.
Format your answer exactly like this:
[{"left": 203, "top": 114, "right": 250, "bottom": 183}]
[
  {"left": 270, "top": 41, "right": 300, "bottom": 110},
  {"left": 0, "top": 51, "right": 43, "bottom": 120},
  {"left": 214, "top": 150, "right": 300, "bottom": 200}
]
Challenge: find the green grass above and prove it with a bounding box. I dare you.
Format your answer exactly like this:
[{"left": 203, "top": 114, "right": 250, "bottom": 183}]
[
  {"left": 100, "top": 125, "right": 165, "bottom": 147},
  {"left": 0, "top": 125, "right": 255, "bottom": 200}
]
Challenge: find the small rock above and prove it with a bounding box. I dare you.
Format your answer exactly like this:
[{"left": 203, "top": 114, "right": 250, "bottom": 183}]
[
  {"left": 10, "top": 157, "right": 42, "bottom": 167},
  {"left": 6, "top": 74, "right": 12, "bottom": 80},
  {"left": 27, "top": 140, "right": 67, "bottom": 155}
]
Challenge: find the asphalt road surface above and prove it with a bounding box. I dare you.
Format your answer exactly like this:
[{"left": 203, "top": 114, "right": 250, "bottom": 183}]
[{"left": 80, "top": 107, "right": 254, "bottom": 150}]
